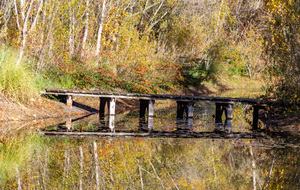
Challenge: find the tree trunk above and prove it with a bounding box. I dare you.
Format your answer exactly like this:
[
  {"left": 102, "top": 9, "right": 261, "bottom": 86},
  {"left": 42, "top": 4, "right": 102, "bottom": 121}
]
[
  {"left": 79, "top": 146, "right": 84, "bottom": 190},
  {"left": 15, "top": 0, "right": 43, "bottom": 65},
  {"left": 250, "top": 146, "right": 257, "bottom": 190},
  {"left": 93, "top": 141, "right": 100, "bottom": 190},
  {"left": 96, "top": 0, "right": 107, "bottom": 56},
  {"left": 215, "top": 0, "right": 224, "bottom": 38},
  {"left": 81, "top": 0, "right": 89, "bottom": 58},
  {"left": 16, "top": 167, "right": 22, "bottom": 190},
  {"left": 69, "top": 0, "right": 75, "bottom": 55}
]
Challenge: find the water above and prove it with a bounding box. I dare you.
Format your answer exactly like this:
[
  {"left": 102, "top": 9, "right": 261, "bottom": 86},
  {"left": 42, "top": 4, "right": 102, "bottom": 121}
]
[{"left": 1, "top": 101, "right": 299, "bottom": 189}]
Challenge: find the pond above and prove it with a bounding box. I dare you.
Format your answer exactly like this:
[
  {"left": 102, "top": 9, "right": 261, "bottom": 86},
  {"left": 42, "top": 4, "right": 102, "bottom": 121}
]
[{"left": 0, "top": 101, "right": 299, "bottom": 189}]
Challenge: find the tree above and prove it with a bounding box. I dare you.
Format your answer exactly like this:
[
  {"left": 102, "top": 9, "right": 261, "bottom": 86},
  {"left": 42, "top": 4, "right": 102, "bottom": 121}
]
[
  {"left": 264, "top": 0, "right": 300, "bottom": 104},
  {"left": 13, "top": 0, "right": 43, "bottom": 65}
]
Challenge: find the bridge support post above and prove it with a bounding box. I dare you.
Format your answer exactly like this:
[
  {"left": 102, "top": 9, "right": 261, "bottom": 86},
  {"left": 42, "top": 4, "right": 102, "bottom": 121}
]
[
  {"left": 139, "top": 100, "right": 148, "bottom": 128},
  {"left": 66, "top": 118, "right": 72, "bottom": 131},
  {"left": 99, "top": 97, "right": 116, "bottom": 132},
  {"left": 215, "top": 103, "right": 233, "bottom": 132},
  {"left": 67, "top": 95, "right": 73, "bottom": 108},
  {"left": 139, "top": 99, "right": 155, "bottom": 132},
  {"left": 108, "top": 98, "right": 116, "bottom": 132},
  {"left": 176, "top": 101, "right": 194, "bottom": 129},
  {"left": 225, "top": 104, "right": 233, "bottom": 132},
  {"left": 148, "top": 100, "right": 155, "bottom": 132},
  {"left": 176, "top": 101, "right": 185, "bottom": 124},
  {"left": 215, "top": 103, "right": 223, "bottom": 126},
  {"left": 252, "top": 104, "right": 265, "bottom": 130},
  {"left": 99, "top": 97, "right": 109, "bottom": 124},
  {"left": 187, "top": 102, "right": 194, "bottom": 129}
]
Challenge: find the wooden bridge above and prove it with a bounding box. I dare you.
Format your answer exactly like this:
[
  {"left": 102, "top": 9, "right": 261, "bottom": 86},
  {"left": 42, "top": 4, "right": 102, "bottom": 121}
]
[{"left": 40, "top": 88, "right": 266, "bottom": 132}]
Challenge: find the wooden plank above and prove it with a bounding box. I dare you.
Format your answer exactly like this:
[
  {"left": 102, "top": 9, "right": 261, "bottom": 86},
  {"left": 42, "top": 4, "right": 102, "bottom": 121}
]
[
  {"left": 40, "top": 88, "right": 262, "bottom": 104},
  {"left": 39, "top": 131, "right": 267, "bottom": 139},
  {"left": 39, "top": 131, "right": 150, "bottom": 137}
]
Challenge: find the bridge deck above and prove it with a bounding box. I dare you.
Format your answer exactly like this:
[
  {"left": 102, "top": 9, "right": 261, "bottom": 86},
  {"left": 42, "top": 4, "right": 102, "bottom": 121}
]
[{"left": 40, "top": 88, "right": 261, "bottom": 105}]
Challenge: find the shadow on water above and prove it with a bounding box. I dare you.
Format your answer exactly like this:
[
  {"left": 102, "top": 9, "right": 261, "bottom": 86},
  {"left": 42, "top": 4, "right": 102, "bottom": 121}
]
[
  {"left": 41, "top": 101, "right": 300, "bottom": 147},
  {"left": 1, "top": 101, "right": 299, "bottom": 189}
]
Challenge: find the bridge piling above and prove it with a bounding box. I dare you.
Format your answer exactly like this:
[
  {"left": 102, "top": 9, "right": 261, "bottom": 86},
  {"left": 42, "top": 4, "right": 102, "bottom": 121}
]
[
  {"left": 99, "top": 97, "right": 116, "bottom": 132},
  {"left": 139, "top": 100, "right": 148, "bottom": 129},
  {"left": 187, "top": 102, "right": 194, "bottom": 129},
  {"left": 148, "top": 100, "right": 155, "bottom": 132},
  {"left": 99, "top": 97, "right": 109, "bottom": 124},
  {"left": 252, "top": 104, "right": 266, "bottom": 130},
  {"left": 139, "top": 99, "right": 155, "bottom": 132},
  {"left": 67, "top": 95, "right": 73, "bottom": 108},
  {"left": 176, "top": 101, "right": 194, "bottom": 128},
  {"left": 176, "top": 101, "right": 186, "bottom": 124},
  {"left": 215, "top": 103, "right": 234, "bottom": 132},
  {"left": 215, "top": 103, "right": 224, "bottom": 126},
  {"left": 225, "top": 104, "right": 233, "bottom": 132},
  {"left": 108, "top": 98, "right": 116, "bottom": 132}
]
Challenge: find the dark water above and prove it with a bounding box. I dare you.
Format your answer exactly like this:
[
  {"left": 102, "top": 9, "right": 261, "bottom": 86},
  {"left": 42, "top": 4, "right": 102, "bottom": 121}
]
[{"left": 1, "top": 101, "right": 299, "bottom": 189}]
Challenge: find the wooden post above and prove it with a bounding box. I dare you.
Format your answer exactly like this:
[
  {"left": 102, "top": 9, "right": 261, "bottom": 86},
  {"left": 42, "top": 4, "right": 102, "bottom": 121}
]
[
  {"left": 66, "top": 118, "right": 72, "bottom": 131},
  {"left": 215, "top": 103, "right": 223, "bottom": 125},
  {"left": 139, "top": 99, "right": 148, "bottom": 128},
  {"left": 252, "top": 105, "right": 260, "bottom": 130},
  {"left": 225, "top": 103, "right": 233, "bottom": 132},
  {"left": 67, "top": 95, "right": 73, "bottom": 108},
  {"left": 108, "top": 98, "right": 116, "bottom": 132},
  {"left": 99, "top": 97, "right": 107, "bottom": 124},
  {"left": 187, "top": 102, "right": 194, "bottom": 129},
  {"left": 148, "top": 100, "right": 155, "bottom": 132},
  {"left": 176, "top": 101, "right": 186, "bottom": 124}
]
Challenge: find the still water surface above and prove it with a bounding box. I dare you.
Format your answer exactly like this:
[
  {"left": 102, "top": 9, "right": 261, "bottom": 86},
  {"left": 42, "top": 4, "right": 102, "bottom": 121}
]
[{"left": 1, "top": 101, "right": 299, "bottom": 189}]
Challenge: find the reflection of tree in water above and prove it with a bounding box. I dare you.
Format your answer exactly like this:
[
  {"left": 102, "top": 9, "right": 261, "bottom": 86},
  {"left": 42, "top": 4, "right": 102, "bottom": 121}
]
[{"left": 2, "top": 136, "right": 299, "bottom": 189}]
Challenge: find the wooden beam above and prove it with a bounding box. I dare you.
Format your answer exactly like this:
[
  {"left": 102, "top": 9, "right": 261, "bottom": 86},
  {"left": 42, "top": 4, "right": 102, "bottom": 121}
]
[
  {"left": 41, "top": 88, "right": 262, "bottom": 105},
  {"left": 40, "top": 131, "right": 150, "bottom": 137}
]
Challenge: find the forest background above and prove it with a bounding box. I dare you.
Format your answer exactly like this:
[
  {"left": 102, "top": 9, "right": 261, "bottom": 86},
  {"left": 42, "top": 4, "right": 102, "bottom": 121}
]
[{"left": 0, "top": 0, "right": 299, "bottom": 111}]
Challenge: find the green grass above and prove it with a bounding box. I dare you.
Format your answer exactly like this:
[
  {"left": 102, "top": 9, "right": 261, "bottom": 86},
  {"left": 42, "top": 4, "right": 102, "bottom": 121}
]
[{"left": 0, "top": 46, "right": 47, "bottom": 101}]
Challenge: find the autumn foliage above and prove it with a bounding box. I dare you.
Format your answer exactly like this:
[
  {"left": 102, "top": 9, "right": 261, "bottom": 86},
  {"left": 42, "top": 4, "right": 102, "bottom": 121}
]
[{"left": 0, "top": 0, "right": 299, "bottom": 107}]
